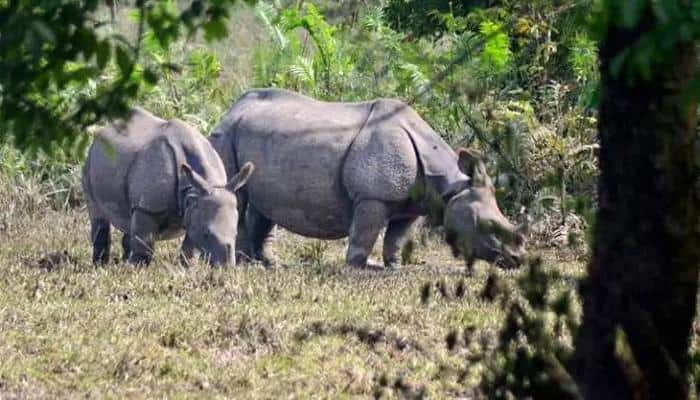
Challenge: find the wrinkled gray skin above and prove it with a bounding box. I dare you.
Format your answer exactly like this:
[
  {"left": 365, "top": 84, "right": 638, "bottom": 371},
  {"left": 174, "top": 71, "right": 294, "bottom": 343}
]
[
  {"left": 82, "top": 107, "right": 254, "bottom": 266},
  {"left": 209, "top": 88, "right": 526, "bottom": 269}
]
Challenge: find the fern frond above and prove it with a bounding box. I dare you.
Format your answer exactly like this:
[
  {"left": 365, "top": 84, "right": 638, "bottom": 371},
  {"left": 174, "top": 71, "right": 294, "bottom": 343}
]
[
  {"left": 479, "top": 21, "right": 512, "bottom": 74},
  {"left": 288, "top": 56, "right": 316, "bottom": 85},
  {"left": 255, "top": 1, "right": 288, "bottom": 49},
  {"left": 398, "top": 62, "right": 429, "bottom": 94},
  {"left": 360, "top": 7, "right": 385, "bottom": 32}
]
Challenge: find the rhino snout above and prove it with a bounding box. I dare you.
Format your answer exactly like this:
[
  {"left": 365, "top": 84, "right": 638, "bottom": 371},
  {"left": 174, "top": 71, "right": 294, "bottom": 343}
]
[
  {"left": 496, "top": 252, "right": 524, "bottom": 269},
  {"left": 212, "top": 243, "right": 236, "bottom": 265},
  {"left": 205, "top": 242, "right": 235, "bottom": 266}
]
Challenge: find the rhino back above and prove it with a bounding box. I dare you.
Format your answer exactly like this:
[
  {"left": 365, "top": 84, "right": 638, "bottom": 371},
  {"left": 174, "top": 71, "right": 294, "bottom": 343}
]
[
  {"left": 84, "top": 108, "right": 168, "bottom": 231},
  {"left": 84, "top": 109, "right": 225, "bottom": 235},
  {"left": 226, "top": 89, "right": 373, "bottom": 238},
  {"left": 343, "top": 99, "right": 419, "bottom": 203},
  {"left": 344, "top": 99, "right": 469, "bottom": 204}
]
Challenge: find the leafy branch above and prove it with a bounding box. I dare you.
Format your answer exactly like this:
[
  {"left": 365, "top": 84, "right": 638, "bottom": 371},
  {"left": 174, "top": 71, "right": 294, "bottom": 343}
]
[{"left": 0, "top": 0, "right": 255, "bottom": 153}]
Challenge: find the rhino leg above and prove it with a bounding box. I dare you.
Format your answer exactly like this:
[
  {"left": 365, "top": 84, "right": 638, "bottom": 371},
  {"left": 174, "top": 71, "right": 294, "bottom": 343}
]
[
  {"left": 127, "top": 211, "right": 158, "bottom": 265},
  {"left": 90, "top": 218, "right": 111, "bottom": 264},
  {"left": 346, "top": 200, "right": 389, "bottom": 268},
  {"left": 179, "top": 234, "right": 195, "bottom": 267},
  {"left": 245, "top": 205, "right": 275, "bottom": 266},
  {"left": 465, "top": 256, "right": 475, "bottom": 276},
  {"left": 121, "top": 233, "right": 131, "bottom": 262},
  {"left": 234, "top": 190, "right": 252, "bottom": 261},
  {"left": 383, "top": 217, "right": 417, "bottom": 268}
]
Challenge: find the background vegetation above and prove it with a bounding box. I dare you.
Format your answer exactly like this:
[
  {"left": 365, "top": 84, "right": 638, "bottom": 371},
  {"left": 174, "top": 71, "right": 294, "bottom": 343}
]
[{"left": 2, "top": 0, "right": 602, "bottom": 248}]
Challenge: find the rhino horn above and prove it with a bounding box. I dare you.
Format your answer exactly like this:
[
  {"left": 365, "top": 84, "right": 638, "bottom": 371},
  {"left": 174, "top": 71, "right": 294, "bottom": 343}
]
[
  {"left": 181, "top": 163, "right": 212, "bottom": 194},
  {"left": 226, "top": 162, "right": 255, "bottom": 193}
]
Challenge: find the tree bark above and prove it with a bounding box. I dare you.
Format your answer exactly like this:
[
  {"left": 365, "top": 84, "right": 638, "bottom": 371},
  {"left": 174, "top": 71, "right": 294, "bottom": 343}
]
[{"left": 571, "top": 10, "right": 700, "bottom": 400}]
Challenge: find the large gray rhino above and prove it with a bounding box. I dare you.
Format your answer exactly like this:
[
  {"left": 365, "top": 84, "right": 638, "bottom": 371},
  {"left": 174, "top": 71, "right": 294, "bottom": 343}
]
[
  {"left": 82, "top": 107, "right": 254, "bottom": 266},
  {"left": 209, "top": 89, "right": 526, "bottom": 269}
]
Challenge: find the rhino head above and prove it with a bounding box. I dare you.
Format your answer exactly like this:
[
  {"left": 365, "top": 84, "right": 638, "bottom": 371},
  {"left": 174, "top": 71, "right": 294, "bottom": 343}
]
[
  {"left": 443, "top": 148, "right": 527, "bottom": 269},
  {"left": 180, "top": 162, "right": 254, "bottom": 266}
]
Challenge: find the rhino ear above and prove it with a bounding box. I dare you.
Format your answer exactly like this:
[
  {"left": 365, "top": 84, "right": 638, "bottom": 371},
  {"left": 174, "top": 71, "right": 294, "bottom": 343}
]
[
  {"left": 457, "top": 148, "right": 491, "bottom": 188},
  {"left": 181, "top": 164, "right": 212, "bottom": 194},
  {"left": 226, "top": 162, "right": 255, "bottom": 193}
]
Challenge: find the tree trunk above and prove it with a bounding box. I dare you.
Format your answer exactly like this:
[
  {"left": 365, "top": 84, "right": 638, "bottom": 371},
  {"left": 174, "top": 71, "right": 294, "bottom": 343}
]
[{"left": 571, "top": 11, "right": 700, "bottom": 400}]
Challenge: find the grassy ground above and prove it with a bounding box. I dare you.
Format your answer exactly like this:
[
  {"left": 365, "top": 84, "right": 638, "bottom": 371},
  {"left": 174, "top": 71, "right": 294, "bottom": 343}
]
[{"left": 0, "top": 201, "right": 585, "bottom": 398}]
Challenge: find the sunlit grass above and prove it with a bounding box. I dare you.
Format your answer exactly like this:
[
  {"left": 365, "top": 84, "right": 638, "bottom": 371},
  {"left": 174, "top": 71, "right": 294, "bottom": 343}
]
[{"left": 0, "top": 204, "right": 585, "bottom": 398}]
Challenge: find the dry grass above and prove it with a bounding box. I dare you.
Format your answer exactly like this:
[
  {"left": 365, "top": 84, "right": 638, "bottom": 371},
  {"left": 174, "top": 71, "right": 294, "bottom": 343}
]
[{"left": 0, "top": 197, "right": 586, "bottom": 398}]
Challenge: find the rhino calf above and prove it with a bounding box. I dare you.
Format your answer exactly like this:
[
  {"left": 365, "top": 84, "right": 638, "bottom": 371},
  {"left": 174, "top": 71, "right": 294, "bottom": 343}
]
[
  {"left": 209, "top": 89, "right": 526, "bottom": 270},
  {"left": 82, "top": 107, "right": 254, "bottom": 266}
]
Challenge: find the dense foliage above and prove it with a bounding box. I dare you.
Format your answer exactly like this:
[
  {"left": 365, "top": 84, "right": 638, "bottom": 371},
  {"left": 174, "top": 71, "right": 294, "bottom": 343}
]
[
  {"left": 0, "top": 0, "right": 254, "bottom": 153},
  {"left": 0, "top": 0, "right": 602, "bottom": 233}
]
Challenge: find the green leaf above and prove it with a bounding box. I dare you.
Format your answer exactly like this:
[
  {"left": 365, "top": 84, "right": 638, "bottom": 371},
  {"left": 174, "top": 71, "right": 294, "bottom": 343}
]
[
  {"left": 31, "top": 21, "right": 55, "bottom": 43},
  {"left": 190, "top": 0, "right": 203, "bottom": 16},
  {"left": 203, "top": 19, "right": 227, "bottom": 41},
  {"left": 620, "top": 0, "right": 646, "bottom": 29},
  {"left": 479, "top": 20, "right": 512, "bottom": 75},
  {"left": 115, "top": 45, "right": 133, "bottom": 76},
  {"left": 96, "top": 41, "right": 110, "bottom": 70},
  {"left": 77, "top": 29, "right": 97, "bottom": 57},
  {"left": 160, "top": 62, "right": 182, "bottom": 73},
  {"left": 143, "top": 68, "right": 159, "bottom": 85},
  {"left": 128, "top": 9, "right": 142, "bottom": 23}
]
